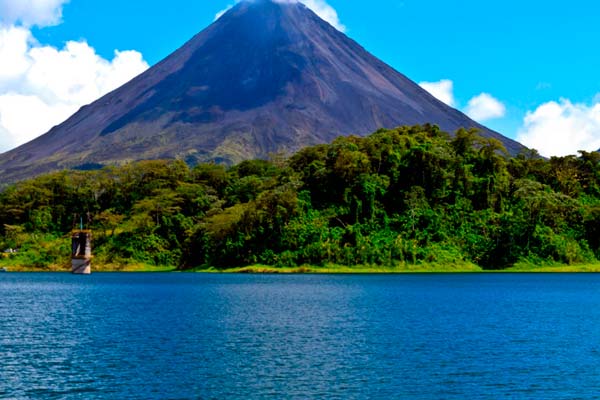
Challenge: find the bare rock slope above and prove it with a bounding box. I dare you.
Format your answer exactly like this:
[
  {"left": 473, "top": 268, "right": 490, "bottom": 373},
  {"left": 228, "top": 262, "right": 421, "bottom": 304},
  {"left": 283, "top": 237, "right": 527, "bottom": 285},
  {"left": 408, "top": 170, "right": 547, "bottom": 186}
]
[{"left": 0, "top": 0, "right": 525, "bottom": 182}]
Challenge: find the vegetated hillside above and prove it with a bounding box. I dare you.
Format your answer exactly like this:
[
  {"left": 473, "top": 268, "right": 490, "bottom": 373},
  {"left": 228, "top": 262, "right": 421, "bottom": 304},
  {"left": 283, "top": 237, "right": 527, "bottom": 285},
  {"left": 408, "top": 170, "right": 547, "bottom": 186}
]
[
  {"left": 0, "top": 0, "right": 525, "bottom": 183},
  {"left": 1, "top": 124, "right": 598, "bottom": 271}
]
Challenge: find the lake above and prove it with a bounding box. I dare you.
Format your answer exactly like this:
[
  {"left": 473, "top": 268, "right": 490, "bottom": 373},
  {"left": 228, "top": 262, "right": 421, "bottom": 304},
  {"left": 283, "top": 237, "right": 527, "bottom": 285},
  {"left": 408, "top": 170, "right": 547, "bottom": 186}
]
[{"left": 1, "top": 273, "right": 599, "bottom": 399}]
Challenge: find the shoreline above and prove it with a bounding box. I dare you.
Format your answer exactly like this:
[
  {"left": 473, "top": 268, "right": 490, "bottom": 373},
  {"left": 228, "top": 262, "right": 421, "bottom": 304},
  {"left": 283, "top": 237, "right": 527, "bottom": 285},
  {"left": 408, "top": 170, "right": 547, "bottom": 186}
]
[
  {"left": 194, "top": 264, "right": 600, "bottom": 274},
  {"left": 3, "top": 262, "right": 600, "bottom": 274}
]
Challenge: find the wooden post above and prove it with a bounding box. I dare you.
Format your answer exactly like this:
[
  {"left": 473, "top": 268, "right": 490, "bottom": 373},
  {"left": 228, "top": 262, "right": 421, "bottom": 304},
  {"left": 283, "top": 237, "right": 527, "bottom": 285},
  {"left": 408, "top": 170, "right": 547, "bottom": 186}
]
[{"left": 71, "top": 230, "right": 92, "bottom": 274}]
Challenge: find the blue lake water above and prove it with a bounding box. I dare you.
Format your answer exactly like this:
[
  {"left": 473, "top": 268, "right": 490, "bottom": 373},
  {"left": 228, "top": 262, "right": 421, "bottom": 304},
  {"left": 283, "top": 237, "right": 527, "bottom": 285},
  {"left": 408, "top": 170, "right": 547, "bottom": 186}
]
[{"left": 1, "top": 273, "right": 600, "bottom": 399}]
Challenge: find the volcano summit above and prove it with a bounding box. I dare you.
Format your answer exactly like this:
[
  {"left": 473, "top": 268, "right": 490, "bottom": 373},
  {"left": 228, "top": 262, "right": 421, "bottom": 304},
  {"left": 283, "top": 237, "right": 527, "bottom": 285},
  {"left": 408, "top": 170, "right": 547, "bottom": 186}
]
[{"left": 0, "top": 0, "right": 525, "bottom": 182}]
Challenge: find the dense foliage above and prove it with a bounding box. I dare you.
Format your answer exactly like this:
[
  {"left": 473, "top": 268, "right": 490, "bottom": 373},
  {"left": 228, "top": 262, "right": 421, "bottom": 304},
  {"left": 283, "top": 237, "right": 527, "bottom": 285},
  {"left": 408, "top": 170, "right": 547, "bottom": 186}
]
[{"left": 2, "top": 125, "right": 600, "bottom": 270}]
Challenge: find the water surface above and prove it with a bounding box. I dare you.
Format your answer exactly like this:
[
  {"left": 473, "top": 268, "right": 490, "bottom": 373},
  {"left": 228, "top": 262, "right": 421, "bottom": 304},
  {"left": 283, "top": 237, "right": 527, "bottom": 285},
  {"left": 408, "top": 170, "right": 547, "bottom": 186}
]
[{"left": 1, "top": 273, "right": 599, "bottom": 399}]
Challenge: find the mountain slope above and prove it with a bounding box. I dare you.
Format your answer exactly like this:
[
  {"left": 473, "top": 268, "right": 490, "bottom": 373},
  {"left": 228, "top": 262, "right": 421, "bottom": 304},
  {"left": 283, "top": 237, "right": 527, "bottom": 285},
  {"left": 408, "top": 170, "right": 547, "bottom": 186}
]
[{"left": 0, "top": 0, "right": 525, "bottom": 182}]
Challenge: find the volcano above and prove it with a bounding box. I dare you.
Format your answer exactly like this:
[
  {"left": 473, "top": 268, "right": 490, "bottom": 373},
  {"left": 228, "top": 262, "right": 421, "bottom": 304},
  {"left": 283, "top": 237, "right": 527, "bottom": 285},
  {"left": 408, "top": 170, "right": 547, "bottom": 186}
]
[{"left": 0, "top": 0, "right": 525, "bottom": 182}]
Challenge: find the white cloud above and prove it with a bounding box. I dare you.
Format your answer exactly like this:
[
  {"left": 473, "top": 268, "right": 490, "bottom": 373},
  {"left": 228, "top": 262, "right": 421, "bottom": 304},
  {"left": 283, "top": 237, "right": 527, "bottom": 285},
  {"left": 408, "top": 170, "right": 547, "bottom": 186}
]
[
  {"left": 299, "top": 0, "right": 345, "bottom": 31},
  {"left": 0, "top": 24, "right": 148, "bottom": 153},
  {"left": 419, "top": 79, "right": 455, "bottom": 107},
  {"left": 517, "top": 98, "right": 600, "bottom": 157},
  {"left": 0, "top": 0, "right": 69, "bottom": 27},
  {"left": 215, "top": 5, "right": 233, "bottom": 21},
  {"left": 215, "top": 0, "right": 346, "bottom": 32},
  {"left": 419, "top": 80, "right": 508, "bottom": 124},
  {"left": 0, "top": 93, "right": 75, "bottom": 149},
  {"left": 465, "top": 93, "right": 506, "bottom": 122},
  {"left": 419, "top": 78, "right": 600, "bottom": 157},
  {"left": 0, "top": 26, "right": 30, "bottom": 84}
]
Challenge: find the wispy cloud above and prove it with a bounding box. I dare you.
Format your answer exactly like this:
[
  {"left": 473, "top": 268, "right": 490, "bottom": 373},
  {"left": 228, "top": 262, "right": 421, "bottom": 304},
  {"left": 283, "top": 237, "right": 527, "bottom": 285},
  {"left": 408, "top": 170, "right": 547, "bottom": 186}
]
[
  {"left": 215, "top": 0, "right": 346, "bottom": 32},
  {"left": 0, "top": 0, "right": 69, "bottom": 27},
  {"left": 215, "top": 4, "right": 233, "bottom": 20}
]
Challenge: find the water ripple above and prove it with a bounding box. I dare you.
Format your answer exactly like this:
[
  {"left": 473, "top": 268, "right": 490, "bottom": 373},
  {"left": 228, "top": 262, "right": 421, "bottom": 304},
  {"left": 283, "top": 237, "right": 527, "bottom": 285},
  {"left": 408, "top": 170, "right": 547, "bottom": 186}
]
[{"left": 1, "top": 273, "right": 600, "bottom": 399}]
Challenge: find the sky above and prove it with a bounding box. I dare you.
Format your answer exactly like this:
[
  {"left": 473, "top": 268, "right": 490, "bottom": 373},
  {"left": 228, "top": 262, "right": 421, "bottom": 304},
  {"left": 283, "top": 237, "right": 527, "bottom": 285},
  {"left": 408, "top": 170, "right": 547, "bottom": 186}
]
[{"left": 0, "top": 0, "right": 599, "bottom": 157}]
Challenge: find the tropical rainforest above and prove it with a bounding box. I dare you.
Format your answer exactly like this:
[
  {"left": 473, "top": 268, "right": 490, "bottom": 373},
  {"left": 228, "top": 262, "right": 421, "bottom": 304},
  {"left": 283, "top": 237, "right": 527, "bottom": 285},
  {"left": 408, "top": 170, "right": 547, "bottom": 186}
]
[{"left": 1, "top": 125, "right": 600, "bottom": 271}]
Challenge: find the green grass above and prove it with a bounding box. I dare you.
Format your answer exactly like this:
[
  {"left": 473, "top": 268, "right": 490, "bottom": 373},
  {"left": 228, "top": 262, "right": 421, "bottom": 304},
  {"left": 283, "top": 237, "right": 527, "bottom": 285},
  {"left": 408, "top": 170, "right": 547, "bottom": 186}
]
[
  {"left": 4, "top": 259, "right": 600, "bottom": 273},
  {"left": 92, "top": 263, "right": 177, "bottom": 272},
  {"left": 0, "top": 263, "right": 70, "bottom": 272},
  {"left": 502, "top": 261, "right": 600, "bottom": 273},
  {"left": 195, "top": 262, "right": 483, "bottom": 274},
  {"left": 0, "top": 261, "right": 177, "bottom": 273},
  {"left": 196, "top": 261, "right": 600, "bottom": 274}
]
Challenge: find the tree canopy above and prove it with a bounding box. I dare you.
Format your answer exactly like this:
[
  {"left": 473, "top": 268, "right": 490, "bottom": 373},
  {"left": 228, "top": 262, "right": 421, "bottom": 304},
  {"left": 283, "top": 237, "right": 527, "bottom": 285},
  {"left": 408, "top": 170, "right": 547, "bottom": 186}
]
[{"left": 1, "top": 125, "right": 599, "bottom": 271}]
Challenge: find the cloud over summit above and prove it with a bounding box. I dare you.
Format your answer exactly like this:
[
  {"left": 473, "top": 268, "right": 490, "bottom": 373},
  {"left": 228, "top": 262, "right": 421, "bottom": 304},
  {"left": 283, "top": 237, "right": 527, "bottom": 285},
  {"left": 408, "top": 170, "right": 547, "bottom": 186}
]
[{"left": 216, "top": 0, "right": 345, "bottom": 32}]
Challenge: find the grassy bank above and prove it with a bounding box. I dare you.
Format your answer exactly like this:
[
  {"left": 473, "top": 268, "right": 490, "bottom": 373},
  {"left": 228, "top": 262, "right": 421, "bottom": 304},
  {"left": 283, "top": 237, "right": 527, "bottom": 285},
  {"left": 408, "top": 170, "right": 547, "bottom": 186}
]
[
  {"left": 502, "top": 262, "right": 600, "bottom": 273},
  {"left": 196, "top": 262, "right": 600, "bottom": 274},
  {"left": 1, "top": 262, "right": 176, "bottom": 273},
  {"left": 199, "top": 262, "right": 481, "bottom": 274},
  {"left": 3, "top": 260, "right": 600, "bottom": 273}
]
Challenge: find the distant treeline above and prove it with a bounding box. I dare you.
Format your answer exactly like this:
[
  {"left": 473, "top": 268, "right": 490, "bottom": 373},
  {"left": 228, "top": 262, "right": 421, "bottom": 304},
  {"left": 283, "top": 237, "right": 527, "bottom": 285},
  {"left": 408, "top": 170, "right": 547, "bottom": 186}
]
[{"left": 1, "top": 124, "right": 600, "bottom": 270}]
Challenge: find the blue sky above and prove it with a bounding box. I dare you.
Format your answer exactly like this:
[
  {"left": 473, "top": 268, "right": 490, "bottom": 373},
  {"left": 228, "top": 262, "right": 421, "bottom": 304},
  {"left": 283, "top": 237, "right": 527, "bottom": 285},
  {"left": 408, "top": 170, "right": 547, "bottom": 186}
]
[{"left": 1, "top": 0, "right": 599, "bottom": 156}]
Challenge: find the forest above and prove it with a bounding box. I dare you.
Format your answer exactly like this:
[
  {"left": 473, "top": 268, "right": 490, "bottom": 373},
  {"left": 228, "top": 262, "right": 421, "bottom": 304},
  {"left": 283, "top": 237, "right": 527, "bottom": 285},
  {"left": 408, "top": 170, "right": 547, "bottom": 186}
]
[{"left": 1, "top": 124, "right": 600, "bottom": 271}]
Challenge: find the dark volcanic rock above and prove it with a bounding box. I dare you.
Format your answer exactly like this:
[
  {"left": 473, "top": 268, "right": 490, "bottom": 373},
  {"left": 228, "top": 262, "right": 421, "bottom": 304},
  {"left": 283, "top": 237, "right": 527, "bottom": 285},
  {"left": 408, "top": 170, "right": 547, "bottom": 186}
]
[{"left": 0, "top": 0, "right": 525, "bottom": 182}]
